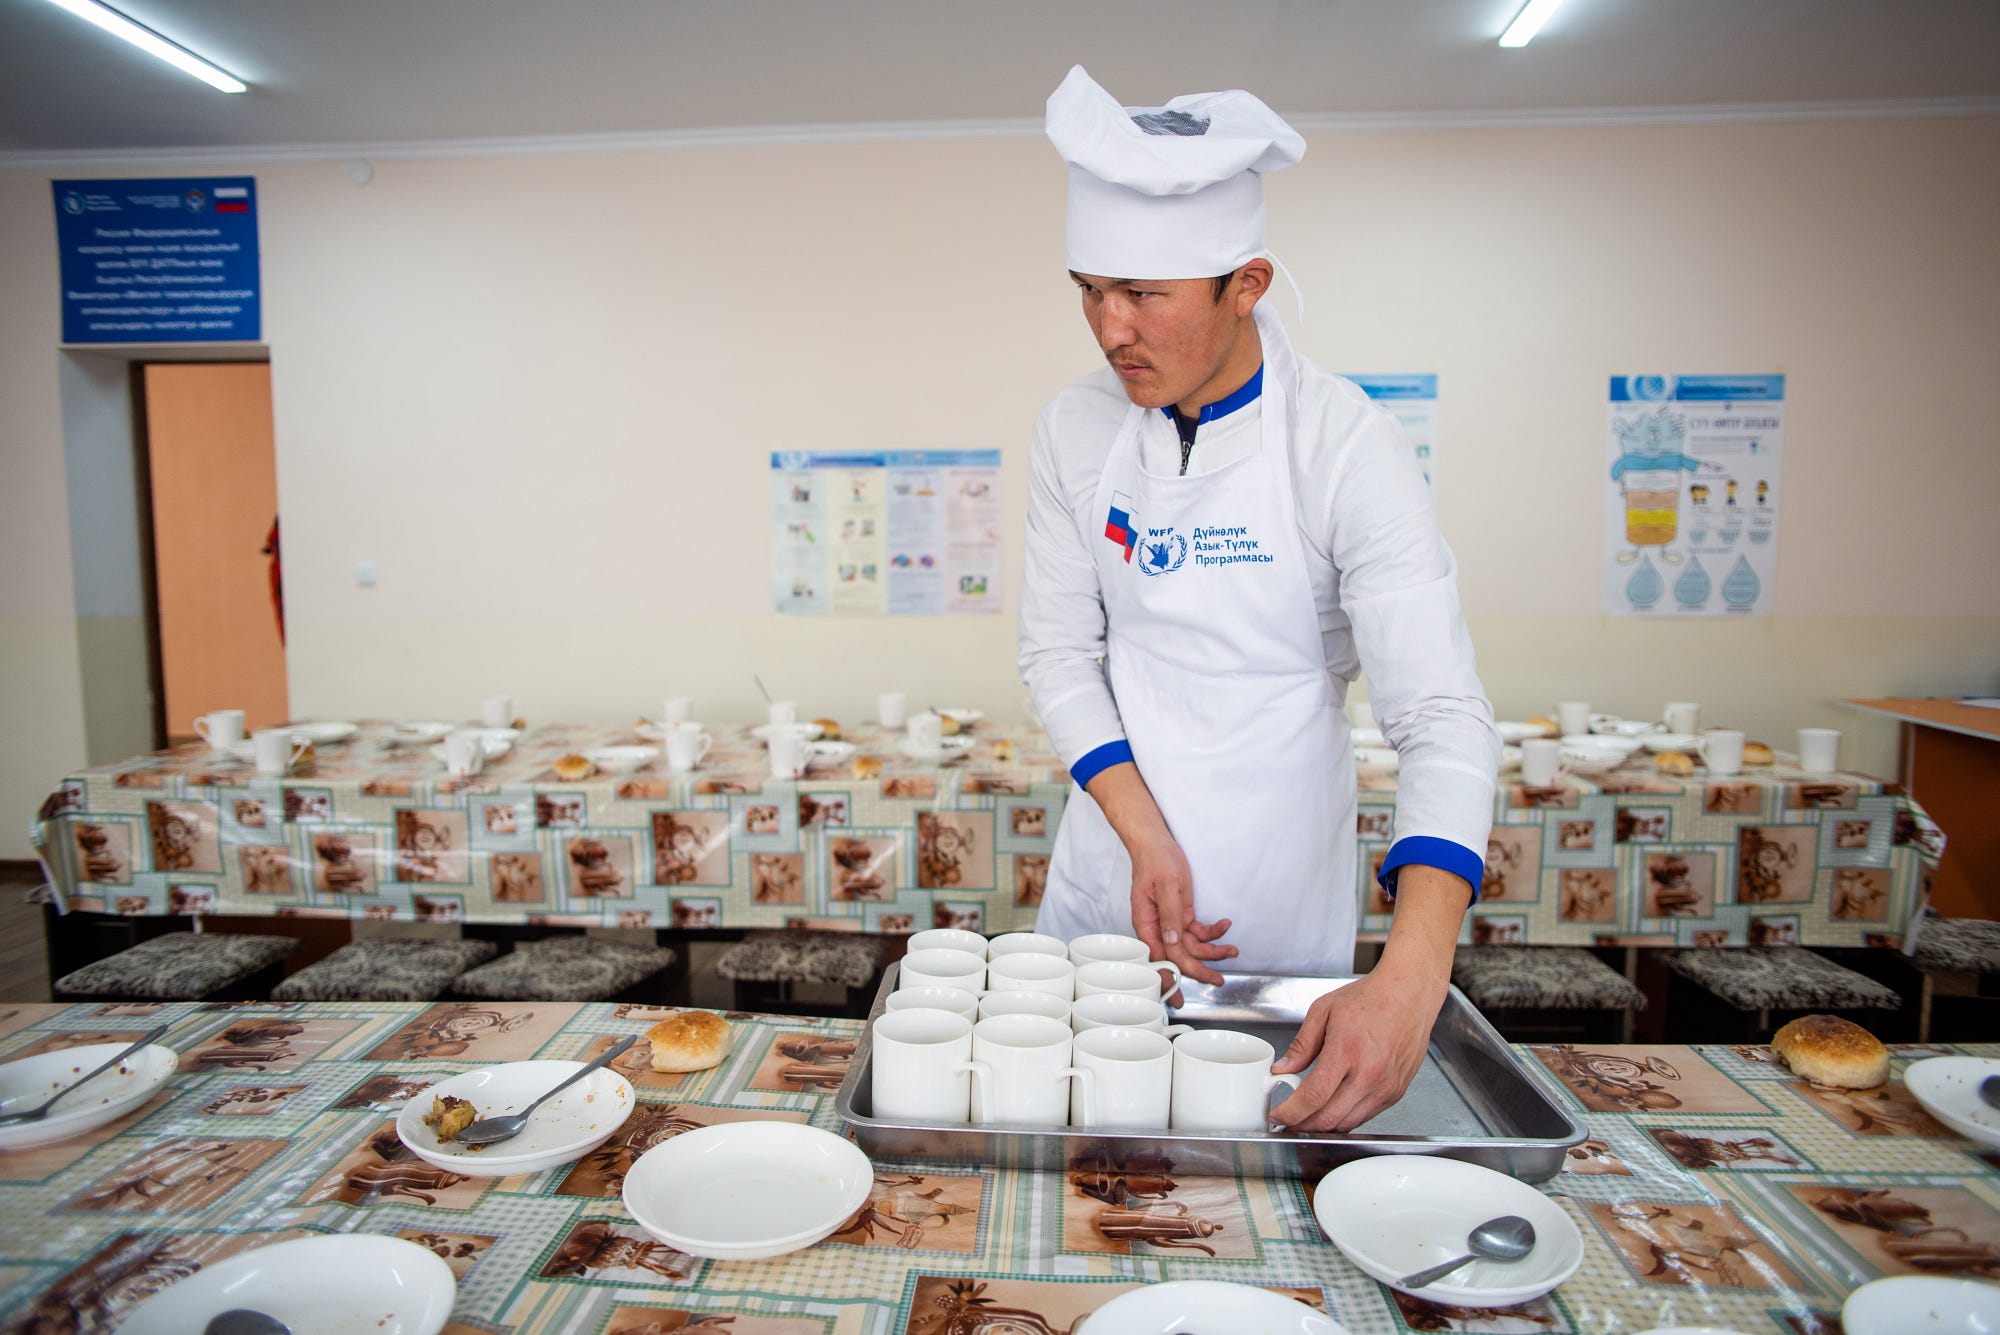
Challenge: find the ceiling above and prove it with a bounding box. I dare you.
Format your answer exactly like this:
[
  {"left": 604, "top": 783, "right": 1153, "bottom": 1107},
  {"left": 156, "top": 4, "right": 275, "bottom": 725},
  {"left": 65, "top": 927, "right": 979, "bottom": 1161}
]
[{"left": 4, "top": 0, "right": 1998, "bottom": 159}]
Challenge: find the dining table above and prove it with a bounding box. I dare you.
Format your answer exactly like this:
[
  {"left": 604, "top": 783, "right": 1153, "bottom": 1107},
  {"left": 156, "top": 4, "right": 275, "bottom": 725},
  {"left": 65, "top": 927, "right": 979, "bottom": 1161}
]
[{"left": 0, "top": 998, "right": 1994, "bottom": 1333}]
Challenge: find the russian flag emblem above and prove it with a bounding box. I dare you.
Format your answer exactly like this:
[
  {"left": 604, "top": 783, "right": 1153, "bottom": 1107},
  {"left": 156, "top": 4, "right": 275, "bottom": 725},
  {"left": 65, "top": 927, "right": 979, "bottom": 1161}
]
[
  {"left": 215, "top": 185, "right": 249, "bottom": 214},
  {"left": 1103, "top": 490, "right": 1137, "bottom": 563}
]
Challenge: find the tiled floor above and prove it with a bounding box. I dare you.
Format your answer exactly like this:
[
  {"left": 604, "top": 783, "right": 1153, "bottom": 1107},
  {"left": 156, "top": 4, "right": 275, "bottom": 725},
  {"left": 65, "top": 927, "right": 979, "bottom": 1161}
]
[{"left": 0, "top": 868, "right": 52, "bottom": 1003}]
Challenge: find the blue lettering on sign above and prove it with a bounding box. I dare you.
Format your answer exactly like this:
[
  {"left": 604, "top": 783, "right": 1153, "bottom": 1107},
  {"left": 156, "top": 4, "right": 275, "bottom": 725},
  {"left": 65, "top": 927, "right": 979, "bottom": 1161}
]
[
  {"left": 53, "top": 177, "right": 261, "bottom": 343},
  {"left": 1188, "top": 523, "right": 1275, "bottom": 569}
]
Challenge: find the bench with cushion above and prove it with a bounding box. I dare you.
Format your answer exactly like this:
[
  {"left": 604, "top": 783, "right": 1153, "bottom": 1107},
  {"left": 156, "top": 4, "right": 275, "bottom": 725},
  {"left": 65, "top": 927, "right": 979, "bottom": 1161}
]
[
  {"left": 1906, "top": 917, "right": 2000, "bottom": 1041},
  {"left": 450, "top": 936, "right": 677, "bottom": 1002},
  {"left": 1661, "top": 946, "right": 1901, "bottom": 1040},
  {"left": 53, "top": 931, "right": 299, "bottom": 1001},
  {"left": 1452, "top": 946, "right": 1647, "bottom": 1041},
  {"left": 715, "top": 930, "right": 890, "bottom": 1018},
  {"left": 272, "top": 938, "right": 499, "bottom": 1002}
]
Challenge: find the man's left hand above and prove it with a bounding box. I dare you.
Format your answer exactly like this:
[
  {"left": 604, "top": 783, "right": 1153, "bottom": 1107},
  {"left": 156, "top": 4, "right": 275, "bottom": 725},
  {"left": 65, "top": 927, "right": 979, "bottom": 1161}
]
[{"left": 1268, "top": 965, "right": 1446, "bottom": 1133}]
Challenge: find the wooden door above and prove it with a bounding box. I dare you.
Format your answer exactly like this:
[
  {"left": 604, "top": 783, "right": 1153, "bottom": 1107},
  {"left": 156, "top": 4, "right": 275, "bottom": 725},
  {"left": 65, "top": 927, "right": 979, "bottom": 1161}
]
[{"left": 143, "top": 363, "right": 287, "bottom": 738}]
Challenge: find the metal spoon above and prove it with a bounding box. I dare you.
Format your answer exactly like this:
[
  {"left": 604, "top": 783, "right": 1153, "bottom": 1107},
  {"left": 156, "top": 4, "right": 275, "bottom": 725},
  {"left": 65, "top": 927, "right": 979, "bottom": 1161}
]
[
  {"left": 449, "top": 1035, "right": 635, "bottom": 1147},
  {"left": 0, "top": 1024, "right": 170, "bottom": 1125},
  {"left": 1979, "top": 1075, "right": 2000, "bottom": 1111},
  {"left": 205, "top": 1311, "right": 289, "bottom": 1335},
  {"left": 1396, "top": 1214, "right": 1537, "bottom": 1290}
]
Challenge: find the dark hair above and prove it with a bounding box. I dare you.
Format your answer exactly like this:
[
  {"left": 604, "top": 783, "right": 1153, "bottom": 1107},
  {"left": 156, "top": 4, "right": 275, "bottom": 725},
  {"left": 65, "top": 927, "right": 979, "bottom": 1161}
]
[{"left": 1211, "top": 272, "right": 1234, "bottom": 301}]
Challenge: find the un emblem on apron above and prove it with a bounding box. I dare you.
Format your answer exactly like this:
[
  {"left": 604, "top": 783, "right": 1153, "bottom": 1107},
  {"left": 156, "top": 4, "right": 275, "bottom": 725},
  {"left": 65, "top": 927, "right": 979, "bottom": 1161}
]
[{"left": 1138, "top": 530, "right": 1187, "bottom": 576}]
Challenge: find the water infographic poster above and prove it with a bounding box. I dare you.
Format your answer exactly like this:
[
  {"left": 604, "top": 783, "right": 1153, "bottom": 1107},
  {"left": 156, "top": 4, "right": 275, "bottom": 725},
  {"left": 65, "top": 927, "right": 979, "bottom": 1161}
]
[
  {"left": 1347, "top": 373, "right": 1438, "bottom": 484},
  {"left": 772, "top": 450, "right": 1003, "bottom": 616},
  {"left": 1604, "top": 375, "right": 1784, "bottom": 617}
]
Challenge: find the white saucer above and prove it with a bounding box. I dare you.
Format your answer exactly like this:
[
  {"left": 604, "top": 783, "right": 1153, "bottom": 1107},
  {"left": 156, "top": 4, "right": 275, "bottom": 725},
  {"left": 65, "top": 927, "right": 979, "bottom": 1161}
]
[
  {"left": 0, "top": 1042, "right": 178, "bottom": 1150},
  {"left": 937, "top": 708, "right": 984, "bottom": 726},
  {"left": 1313, "top": 1155, "right": 1584, "bottom": 1305},
  {"left": 117, "top": 1234, "right": 456, "bottom": 1335},
  {"left": 429, "top": 736, "right": 513, "bottom": 766},
  {"left": 395, "top": 1060, "right": 634, "bottom": 1177},
  {"left": 1589, "top": 715, "right": 1660, "bottom": 738},
  {"left": 1081, "top": 1280, "right": 1347, "bottom": 1334},
  {"left": 634, "top": 721, "right": 667, "bottom": 740},
  {"left": 388, "top": 721, "right": 455, "bottom": 745},
  {"left": 1904, "top": 1056, "right": 2000, "bottom": 1148},
  {"left": 585, "top": 745, "right": 660, "bottom": 775},
  {"left": 287, "top": 720, "right": 357, "bottom": 744},
  {"left": 1643, "top": 732, "right": 1703, "bottom": 753},
  {"left": 807, "top": 740, "right": 857, "bottom": 769},
  {"left": 622, "top": 1120, "right": 873, "bottom": 1260},
  {"left": 897, "top": 736, "right": 975, "bottom": 763},
  {"left": 1497, "top": 720, "right": 1555, "bottom": 743},
  {"left": 1843, "top": 1275, "right": 2000, "bottom": 1333},
  {"left": 752, "top": 722, "right": 826, "bottom": 743}
]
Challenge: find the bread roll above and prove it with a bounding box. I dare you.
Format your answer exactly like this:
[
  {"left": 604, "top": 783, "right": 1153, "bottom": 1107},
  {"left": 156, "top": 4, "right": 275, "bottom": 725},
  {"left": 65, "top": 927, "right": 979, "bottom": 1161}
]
[
  {"left": 1525, "top": 716, "right": 1559, "bottom": 737},
  {"left": 939, "top": 714, "right": 963, "bottom": 736},
  {"left": 852, "top": 755, "right": 883, "bottom": 779},
  {"left": 1655, "top": 750, "right": 1696, "bottom": 776},
  {"left": 813, "top": 718, "right": 842, "bottom": 741},
  {"left": 647, "top": 1010, "right": 733, "bottom": 1072},
  {"left": 553, "top": 753, "right": 596, "bottom": 782},
  {"left": 1743, "top": 741, "right": 1775, "bottom": 766},
  {"left": 1771, "top": 1014, "right": 1888, "bottom": 1088}
]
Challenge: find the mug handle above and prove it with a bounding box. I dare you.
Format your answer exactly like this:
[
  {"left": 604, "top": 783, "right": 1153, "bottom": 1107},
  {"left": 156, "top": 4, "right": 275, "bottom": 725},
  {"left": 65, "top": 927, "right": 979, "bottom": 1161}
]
[
  {"left": 1264, "top": 1072, "right": 1303, "bottom": 1127},
  {"left": 1066, "top": 1066, "right": 1097, "bottom": 1127},
  {"left": 193, "top": 715, "right": 215, "bottom": 745},
  {"left": 695, "top": 733, "right": 714, "bottom": 763},
  {"left": 287, "top": 737, "right": 310, "bottom": 768},
  {"left": 964, "top": 1060, "right": 993, "bottom": 1123},
  {"left": 1162, "top": 1022, "right": 1195, "bottom": 1039}
]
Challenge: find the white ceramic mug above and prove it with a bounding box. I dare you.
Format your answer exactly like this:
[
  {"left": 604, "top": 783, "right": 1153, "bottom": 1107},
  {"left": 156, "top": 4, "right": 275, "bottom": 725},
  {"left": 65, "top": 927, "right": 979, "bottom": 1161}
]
[
  {"left": 1520, "top": 737, "right": 1565, "bottom": 786},
  {"left": 908, "top": 927, "right": 987, "bottom": 959},
  {"left": 1700, "top": 728, "right": 1745, "bottom": 777},
  {"left": 977, "top": 989, "right": 1073, "bottom": 1023},
  {"left": 883, "top": 986, "right": 980, "bottom": 1022},
  {"left": 1556, "top": 701, "right": 1591, "bottom": 737},
  {"left": 1664, "top": 701, "right": 1702, "bottom": 734},
  {"left": 1067, "top": 933, "right": 1151, "bottom": 967},
  {"left": 662, "top": 696, "right": 693, "bottom": 725},
  {"left": 1071, "top": 1026, "right": 1174, "bottom": 1128},
  {"left": 768, "top": 729, "right": 810, "bottom": 779},
  {"left": 767, "top": 700, "right": 798, "bottom": 727},
  {"left": 252, "top": 726, "right": 308, "bottom": 776},
  {"left": 1170, "top": 1029, "right": 1301, "bottom": 1132},
  {"left": 985, "top": 952, "right": 1075, "bottom": 1001},
  {"left": 878, "top": 690, "right": 908, "bottom": 730},
  {"left": 1070, "top": 993, "right": 1194, "bottom": 1037},
  {"left": 967, "top": 1014, "right": 1085, "bottom": 1126},
  {"left": 481, "top": 694, "right": 513, "bottom": 727},
  {"left": 664, "top": 724, "right": 712, "bottom": 772},
  {"left": 1798, "top": 728, "right": 1842, "bottom": 774},
  {"left": 986, "top": 932, "right": 1068, "bottom": 961},
  {"left": 194, "top": 709, "right": 246, "bottom": 752},
  {"left": 907, "top": 712, "right": 944, "bottom": 749},
  {"left": 898, "top": 949, "right": 988, "bottom": 994},
  {"left": 1074, "top": 958, "right": 1183, "bottom": 1002},
  {"left": 871, "top": 1009, "right": 978, "bottom": 1122},
  {"left": 442, "top": 728, "right": 487, "bottom": 779}
]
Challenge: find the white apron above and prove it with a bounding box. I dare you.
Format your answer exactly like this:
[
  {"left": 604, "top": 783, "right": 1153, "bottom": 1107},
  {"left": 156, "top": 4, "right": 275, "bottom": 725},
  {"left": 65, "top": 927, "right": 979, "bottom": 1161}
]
[{"left": 1037, "top": 306, "right": 1357, "bottom": 974}]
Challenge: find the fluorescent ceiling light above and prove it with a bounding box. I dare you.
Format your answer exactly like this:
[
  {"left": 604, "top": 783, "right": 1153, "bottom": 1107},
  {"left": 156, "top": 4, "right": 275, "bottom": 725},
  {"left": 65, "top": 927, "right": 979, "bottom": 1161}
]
[
  {"left": 1499, "top": 0, "right": 1567, "bottom": 48},
  {"left": 38, "top": 0, "right": 247, "bottom": 92}
]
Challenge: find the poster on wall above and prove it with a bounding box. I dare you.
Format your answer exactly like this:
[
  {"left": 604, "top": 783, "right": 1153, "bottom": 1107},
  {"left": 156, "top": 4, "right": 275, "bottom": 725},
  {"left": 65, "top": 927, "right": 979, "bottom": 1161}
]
[
  {"left": 1346, "top": 373, "right": 1437, "bottom": 484},
  {"left": 52, "top": 177, "right": 261, "bottom": 343},
  {"left": 1604, "top": 374, "right": 1784, "bottom": 617},
  {"left": 772, "top": 450, "right": 1003, "bottom": 615}
]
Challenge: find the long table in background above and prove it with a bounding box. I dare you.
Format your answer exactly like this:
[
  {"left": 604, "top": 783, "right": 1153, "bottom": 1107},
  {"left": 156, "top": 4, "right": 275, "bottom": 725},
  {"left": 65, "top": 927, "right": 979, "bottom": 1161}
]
[
  {"left": 32, "top": 722, "right": 1942, "bottom": 946},
  {"left": 0, "top": 1000, "right": 1994, "bottom": 1334}
]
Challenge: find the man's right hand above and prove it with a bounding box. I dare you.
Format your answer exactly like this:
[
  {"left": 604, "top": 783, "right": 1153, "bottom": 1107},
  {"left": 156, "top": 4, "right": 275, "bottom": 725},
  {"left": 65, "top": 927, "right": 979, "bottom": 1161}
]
[{"left": 1127, "top": 830, "right": 1235, "bottom": 1003}]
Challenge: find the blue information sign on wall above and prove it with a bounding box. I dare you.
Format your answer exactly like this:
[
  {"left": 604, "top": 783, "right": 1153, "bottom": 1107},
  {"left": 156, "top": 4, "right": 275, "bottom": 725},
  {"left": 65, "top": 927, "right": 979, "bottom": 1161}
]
[{"left": 53, "top": 177, "right": 261, "bottom": 343}]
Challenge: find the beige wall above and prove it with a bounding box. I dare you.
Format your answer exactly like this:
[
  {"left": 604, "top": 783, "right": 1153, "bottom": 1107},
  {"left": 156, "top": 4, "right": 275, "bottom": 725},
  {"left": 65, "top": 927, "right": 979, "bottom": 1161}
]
[{"left": 3, "top": 114, "right": 1996, "bottom": 857}]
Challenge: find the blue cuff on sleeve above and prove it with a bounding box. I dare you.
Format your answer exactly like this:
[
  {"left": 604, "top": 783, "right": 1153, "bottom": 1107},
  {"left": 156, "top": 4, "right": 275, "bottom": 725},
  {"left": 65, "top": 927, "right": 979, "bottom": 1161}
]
[
  {"left": 1377, "top": 836, "right": 1485, "bottom": 903},
  {"left": 1069, "top": 740, "right": 1135, "bottom": 789}
]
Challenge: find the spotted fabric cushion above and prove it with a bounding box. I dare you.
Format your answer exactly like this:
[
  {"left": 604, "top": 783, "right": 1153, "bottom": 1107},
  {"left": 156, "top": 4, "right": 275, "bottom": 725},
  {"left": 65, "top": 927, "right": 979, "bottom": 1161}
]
[
  {"left": 1911, "top": 918, "right": 2000, "bottom": 974},
  {"left": 272, "top": 938, "right": 500, "bottom": 1002},
  {"left": 716, "top": 931, "right": 888, "bottom": 988},
  {"left": 1453, "top": 947, "right": 1647, "bottom": 1011},
  {"left": 53, "top": 931, "right": 299, "bottom": 1000},
  {"left": 1662, "top": 947, "right": 1899, "bottom": 1011},
  {"left": 450, "top": 938, "right": 676, "bottom": 1001}
]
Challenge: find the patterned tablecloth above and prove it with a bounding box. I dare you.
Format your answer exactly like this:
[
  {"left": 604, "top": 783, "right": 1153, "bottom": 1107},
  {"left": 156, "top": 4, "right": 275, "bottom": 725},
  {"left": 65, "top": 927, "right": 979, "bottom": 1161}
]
[
  {"left": 0, "top": 1000, "right": 1994, "bottom": 1334},
  {"left": 32, "top": 723, "right": 1942, "bottom": 946}
]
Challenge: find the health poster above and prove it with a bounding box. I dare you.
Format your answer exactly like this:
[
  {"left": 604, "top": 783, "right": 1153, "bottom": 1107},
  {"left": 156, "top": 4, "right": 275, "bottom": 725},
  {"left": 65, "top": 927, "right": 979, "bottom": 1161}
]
[
  {"left": 772, "top": 450, "right": 1002, "bottom": 616},
  {"left": 1604, "top": 375, "right": 1783, "bottom": 617},
  {"left": 1346, "top": 373, "right": 1437, "bottom": 484}
]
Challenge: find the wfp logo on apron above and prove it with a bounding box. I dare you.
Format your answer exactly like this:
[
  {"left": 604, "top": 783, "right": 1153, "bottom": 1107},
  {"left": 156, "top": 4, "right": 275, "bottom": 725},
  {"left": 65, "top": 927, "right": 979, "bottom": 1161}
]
[{"left": 1137, "top": 528, "right": 1188, "bottom": 576}]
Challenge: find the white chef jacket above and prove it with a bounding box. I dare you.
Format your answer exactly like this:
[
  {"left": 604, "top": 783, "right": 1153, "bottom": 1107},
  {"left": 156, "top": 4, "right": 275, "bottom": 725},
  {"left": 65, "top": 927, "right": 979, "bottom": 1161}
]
[{"left": 1019, "top": 348, "right": 1499, "bottom": 897}]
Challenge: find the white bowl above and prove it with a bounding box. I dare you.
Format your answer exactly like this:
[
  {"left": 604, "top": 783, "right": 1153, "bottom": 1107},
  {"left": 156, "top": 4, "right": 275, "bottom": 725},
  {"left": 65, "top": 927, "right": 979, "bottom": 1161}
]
[
  {"left": 1589, "top": 715, "right": 1659, "bottom": 738},
  {"left": 585, "top": 745, "right": 660, "bottom": 774},
  {"left": 752, "top": 722, "right": 825, "bottom": 743},
  {"left": 389, "top": 721, "right": 455, "bottom": 745},
  {"left": 0, "top": 1043, "right": 177, "bottom": 1150},
  {"left": 1843, "top": 1275, "right": 2000, "bottom": 1333},
  {"left": 1081, "top": 1280, "right": 1347, "bottom": 1334},
  {"left": 1904, "top": 1056, "right": 2000, "bottom": 1148},
  {"left": 429, "top": 736, "right": 513, "bottom": 767},
  {"left": 897, "top": 736, "right": 975, "bottom": 762},
  {"left": 395, "top": 1060, "right": 634, "bottom": 1177},
  {"left": 1496, "top": 720, "right": 1555, "bottom": 743},
  {"left": 1642, "top": 732, "right": 1704, "bottom": 754},
  {"left": 1562, "top": 733, "right": 1643, "bottom": 756},
  {"left": 807, "top": 740, "right": 857, "bottom": 769},
  {"left": 1313, "top": 1155, "right": 1584, "bottom": 1305},
  {"left": 1355, "top": 745, "right": 1399, "bottom": 775},
  {"left": 287, "top": 720, "right": 357, "bottom": 744},
  {"left": 117, "top": 1234, "right": 456, "bottom": 1335},
  {"left": 938, "top": 708, "right": 984, "bottom": 726},
  {"left": 622, "top": 1120, "right": 873, "bottom": 1260}
]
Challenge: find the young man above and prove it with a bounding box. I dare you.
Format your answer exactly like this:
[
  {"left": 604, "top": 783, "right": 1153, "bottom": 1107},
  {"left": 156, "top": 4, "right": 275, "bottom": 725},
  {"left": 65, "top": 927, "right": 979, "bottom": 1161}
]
[{"left": 1019, "top": 67, "right": 1500, "bottom": 1132}]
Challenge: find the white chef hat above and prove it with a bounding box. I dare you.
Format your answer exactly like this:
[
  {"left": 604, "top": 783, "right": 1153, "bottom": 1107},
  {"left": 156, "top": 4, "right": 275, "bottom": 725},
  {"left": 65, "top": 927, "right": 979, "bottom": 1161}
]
[{"left": 1046, "top": 64, "right": 1306, "bottom": 281}]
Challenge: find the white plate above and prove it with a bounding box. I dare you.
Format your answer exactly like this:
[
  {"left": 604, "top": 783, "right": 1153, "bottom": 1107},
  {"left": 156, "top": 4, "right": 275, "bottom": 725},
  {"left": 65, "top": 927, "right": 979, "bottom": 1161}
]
[
  {"left": 396, "top": 1060, "right": 635, "bottom": 1177},
  {"left": 1313, "top": 1155, "right": 1584, "bottom": 1305},
  {"left": 389, "top": 721, "right": 455, "bottom": 745},
  {"left": 1589, "top": 715, "right": 1660, "bottom": 738},
  {"left": 622, "top": 1120, "right": 873, "bottom": 1260},
  {"left": 1355, "top": 745, "right": 1399, "bottom": 775},
  {"left": 1080, "top": 1280, "right": 1347, "bottom": 1334},
  {"left": 117, "top": 1234, "right": 456, "bottom": 1335},
  {"left": 752, "top": 722, "right": 826, "bottom": 743},
  {"left": 1843, "top": 1275, "right": 2000, "bottom": 1333},
  {"left": 429, "top": 737, "right": 513, "bottom": 766},
  {"left": 1562, "top": 733, "right": 1644, "bottom": 756},
  {"left": 806, "top": 740, "right": 858, "bottom": 769},
  {"left": 937, "top": 708, "right": 984, "bottom": 726},
  {"left": 1496, "top": 720, "right": 1555, "bottom": 743},
  {"left": 585, "top": 745, "right": 660, "bottom": 774},
  {"left": 896, "top": 736, "right": 975, "bottom": 763},
  {"left": 0, "top": 1042, "right": 178, "bottom": 1150},
  {"left": 1349, "top": 726, "right": 1385, "bottom": 747},
  {"left": 1642, "top": 732, "right": 1704, "bottom": 753},
  {"left": 1904, "top": 1056, "right": 2000, "bottom": 1148},
  {"left": 634, "top": 721, "right": 667, "bottom": 740},
  {"left": 287, "top": 720, "right": 357, "bottom": 744}
]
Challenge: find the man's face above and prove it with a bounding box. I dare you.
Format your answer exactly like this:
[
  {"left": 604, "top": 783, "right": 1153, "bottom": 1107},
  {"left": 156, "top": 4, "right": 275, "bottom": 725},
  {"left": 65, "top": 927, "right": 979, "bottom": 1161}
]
[{"left": 1071, "top": 272, "right": 1238, "bottom": 410}]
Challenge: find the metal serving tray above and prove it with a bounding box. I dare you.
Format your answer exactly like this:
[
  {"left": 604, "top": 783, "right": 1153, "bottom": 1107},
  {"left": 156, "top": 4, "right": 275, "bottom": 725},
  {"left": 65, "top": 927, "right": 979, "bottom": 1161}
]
[{"left": 834, "top": 968, "right": 1587, "bottom": 1184}]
